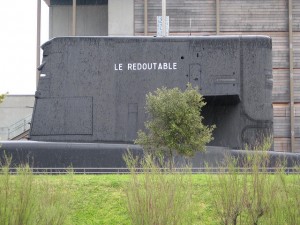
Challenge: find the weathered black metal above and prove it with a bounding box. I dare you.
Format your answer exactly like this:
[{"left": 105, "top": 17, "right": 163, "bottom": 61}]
[
  {"left": 0, "top": 141, "right": 299, "bottom": 169},
  {"left": 30, "top": 36, "right": 273, "bottom": 149}
]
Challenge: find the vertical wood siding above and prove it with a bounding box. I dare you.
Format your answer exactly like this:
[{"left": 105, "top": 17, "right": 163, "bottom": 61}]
[
  {"left": 220, "top": 0, "right": 288, "bottom": 32},
  {"left": 273, "top": 104, "right": 300, "bottom": 152},
  {"left": 134, "top": 0, "right": 300, "bottom": 152},
  {"left": 134, "top": 0, "right": 216, "bottom": 34}
]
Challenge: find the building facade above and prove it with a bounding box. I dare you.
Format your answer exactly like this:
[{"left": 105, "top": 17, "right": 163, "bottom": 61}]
[
  {"left": 0, "top": 95, "right": 34, "bottom": 140},
  {"left": 42, "top": 0, "right": 300, "bottom": 152}
]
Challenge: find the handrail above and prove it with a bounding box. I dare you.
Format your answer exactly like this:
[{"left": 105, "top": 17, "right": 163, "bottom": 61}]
[
  {"left": 6, "top": 114, "right": 32, "bottom": 140},
  {"left": 1, "top": 167, "right": 299, "bottom": 175}
]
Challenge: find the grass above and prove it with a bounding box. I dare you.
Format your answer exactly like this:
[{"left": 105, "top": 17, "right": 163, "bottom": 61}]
[
  {"left": 0, "top": 173, "right": 298, "bottom": 225},
  {"left": 1, "top": 140, "right": 299, "bottom": 225},
  {"left": 0, "top": 163, "right": 71, "bottom": 225},
  {"left": 66, "top": 175, "right": 130, "bottom": 225},
  {"left": 204, "top": 137, "right": 300, "bottom": 225},
  {"left": 124, "top": 153, "right": 194, "bottom": 225},
  {"left": 40, "top": 174, "right": 217, "bottom": 225}
]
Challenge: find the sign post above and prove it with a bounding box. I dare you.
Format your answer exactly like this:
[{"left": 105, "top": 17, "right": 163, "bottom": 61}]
[{"left": 157, "top": 16, "right": 169, "bottom": 37}]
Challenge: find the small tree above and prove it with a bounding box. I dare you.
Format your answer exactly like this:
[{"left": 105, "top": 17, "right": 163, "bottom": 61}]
[
  {"left": 135, "top": 83, "right": 215, "bottom": 158},
  {"left": 0, "top": 94, "right": 4, "bottom": 104}
]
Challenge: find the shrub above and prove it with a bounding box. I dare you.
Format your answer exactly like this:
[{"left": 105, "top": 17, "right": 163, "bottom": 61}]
[
  {"left": 0, "top": 93, "right": 6, "bottom": 104},
  {"left": 135, "top": 83, "right": 215, "bottom": 159}
]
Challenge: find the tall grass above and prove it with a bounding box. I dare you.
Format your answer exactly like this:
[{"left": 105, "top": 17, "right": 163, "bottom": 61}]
[
  {"left": 207, "top": 137, "right": 300, "bottom": 225},
  {"left": 124, "top": 152, "right": 193, "bottom": 225},
  {"left": 0, "top": 156, "right": 71, "bottom": 225},
  {"left": 267, "top": 166, "right": 300, "bottom": 225},
  {"left": 206, "top": 157, "right": 247, "bottom": 225},
  {"left": 242, "top": 138, "right": 274, "bottom": 225}
]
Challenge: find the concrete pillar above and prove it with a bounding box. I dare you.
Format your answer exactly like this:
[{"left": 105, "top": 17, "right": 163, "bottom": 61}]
[
  {"left": 288, "top": 0, "right": 295, "bottom": 152},
  {"left": 216, "top": 0, "right": 220, "bottom": 35},
  {"left": 108, "top": 0, "right": 134, "bottom": 36},
  {"left": 72, "top": 0, "right": 77, "bottom": 36},
  {"left": 144, "top": 0, "right": 148, "bottom": 35},
  {"left": 162, "top": 0, "right": 166, "bottom": 36},
  {"left": 36, "top": 0, "right": 41, "bottom": 89}
]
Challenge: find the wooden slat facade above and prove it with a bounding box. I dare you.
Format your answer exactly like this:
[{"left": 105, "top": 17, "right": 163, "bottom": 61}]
[
  {"left": 274, "top": 138, "right": 300, "bottom": 152},
  {"left": 273, "top": 105, "right": 300, "bottom": 136},
  {"left": 273, "top": 69, "right": 300, "bottom": 103},
  {"left": 134, "top": 0, "right": 216, "bottom": 34},
  {"left": 294, "top": 32, "right": 300, "bottom": 68},
  {"left": 134, "top": 0, "right": 300, "bottom": 152},
  {"left": 220, "top": 0, "right": 288, "bottom": 32},
  {"left": 294, "top": 0, "right": 300, "bottom": 31}
]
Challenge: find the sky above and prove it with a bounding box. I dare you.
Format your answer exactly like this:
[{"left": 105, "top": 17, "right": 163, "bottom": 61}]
[{"left": 0, "top": 1, "right": 49, "bottom": 95}]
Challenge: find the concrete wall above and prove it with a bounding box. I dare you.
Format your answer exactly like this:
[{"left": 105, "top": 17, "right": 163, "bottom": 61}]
[
  {"left": 49, "top": 5, "right": 108, "bottom": 38},
  {"left": 108, "top": 0, "right": 134, "bottom": 36},
  {"left": 0, "top": 95, "right": 34, "bottom": 140}
]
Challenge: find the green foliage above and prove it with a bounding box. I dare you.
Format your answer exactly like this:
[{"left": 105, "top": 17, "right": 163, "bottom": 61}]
[
  {"left": 135, "top": 83, "right": 215, "bottom": 157},
  {"left": 206, "top": 136, "right": 300, "bottom": 225},
  {"left": 243, "top": 137, "right": 273, "bottom": 225},
  {"left": 0, "top": 94, "right": 4, "bottom": 104},
  {"left": 67, "top": 175, "right": 130, "bottom": 225},
  {"left": 123, "top": 152, "right": 193, "bottom": 225},
  {"left": 0, "top": 156, "right": 71, "bottom": 225},
  {"left": 0, "top": 92, "right": 7, "bottom": 104},
  {"left": 266, "top": 166, "right": 300, "bottom": 225},
  {"left": 0, "top": 167, "right": 298, "bottom": 224},
  {"left": 207, "top": 158, "right": 247, "bottom": 225}
]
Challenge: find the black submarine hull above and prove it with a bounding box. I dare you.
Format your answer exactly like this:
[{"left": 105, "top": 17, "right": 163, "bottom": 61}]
[
  {"left": 0, "top": 36, "right": 282, "bottom": 169},
  {"left": 1, "top": 141, "right": 299, "bottom": 170}
]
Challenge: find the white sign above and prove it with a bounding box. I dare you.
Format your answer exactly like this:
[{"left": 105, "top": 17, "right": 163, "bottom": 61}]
[
  {"left": 114, "top": 62, "right": 177, "bottom": 71},
  {"left": 157, "top": 16, "right": 169, "bottom": 37}
]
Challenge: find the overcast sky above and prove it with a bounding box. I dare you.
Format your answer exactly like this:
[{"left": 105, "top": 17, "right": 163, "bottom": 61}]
[{"left": 0, "top": 1, "right": 49, "bottom": 95}]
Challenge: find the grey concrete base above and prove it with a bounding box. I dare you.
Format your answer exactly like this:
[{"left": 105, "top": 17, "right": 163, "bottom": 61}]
[{"left": 0, "top": 141, "right": 299, "bottom": 169}]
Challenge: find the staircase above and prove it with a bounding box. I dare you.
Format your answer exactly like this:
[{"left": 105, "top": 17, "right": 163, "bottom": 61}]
[{"left": 4, "top": 114, "right": 32, "bottom": 140}]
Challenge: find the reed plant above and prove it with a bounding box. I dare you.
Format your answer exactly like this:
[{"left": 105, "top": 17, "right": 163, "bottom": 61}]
[
  {"left": 206, "top": 157, "right": 247, "bottom": 225},
  {"left": 124, "top": 152, "right": 193, "bottom": 225},
  {"left": 0, "top": 155, "right": 71, "bottom": 225},
  {"left": 266, "top": 166, "right": 300, "bottom": 225},
  {"left": 242, "top": 137, "right": 274, "bottom": 225},
  {"left": 206, "top": 136, "right": 300, "bottom": 225}
]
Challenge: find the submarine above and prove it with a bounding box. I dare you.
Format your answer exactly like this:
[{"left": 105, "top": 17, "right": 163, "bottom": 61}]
[{"left": 1, "top": 36, "right": 298, "bottom": 169}]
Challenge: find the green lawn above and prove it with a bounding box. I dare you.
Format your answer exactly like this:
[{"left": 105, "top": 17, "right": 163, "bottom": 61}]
[
  {"left": 65, "top": 175, "right": 131, "bottom": 225},
  {"left": 37, "top": 174, "right": 219, "bottom": 225},
  {"left": 2, "top": 173, "right": 298, "bottom": 225}
]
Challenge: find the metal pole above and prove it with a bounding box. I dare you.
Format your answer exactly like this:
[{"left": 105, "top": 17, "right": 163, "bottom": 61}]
[
  {"left": 36, "top": 0, "right": 41, "bottom": 89},
  {"left": 144, "top": 0, "right": 148, "bottom": 36},
  {"left": 288, "top": 0, "right": 295, "bottom": 152},
  {"left": 162, "top": 0, "right": 166, "bottom": 36},
  {"left": 72, "top": 0, "right": 77, "bottom": 36},
  {"left": 216, "top": 0, "right": 220, "bottom": 35}
]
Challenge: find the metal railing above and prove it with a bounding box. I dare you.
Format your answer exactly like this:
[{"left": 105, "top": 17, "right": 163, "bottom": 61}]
[
  {"left": 1, "top": 167, "right": 299, "bottom": 175},
  {"left": 5, "top": 114, "right": 32, "bottom": 140}
]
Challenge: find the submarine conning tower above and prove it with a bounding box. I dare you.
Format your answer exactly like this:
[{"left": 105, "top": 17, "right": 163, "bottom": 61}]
[{"left": 31, "top": 36, "right": 273, "bottom": 149}]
